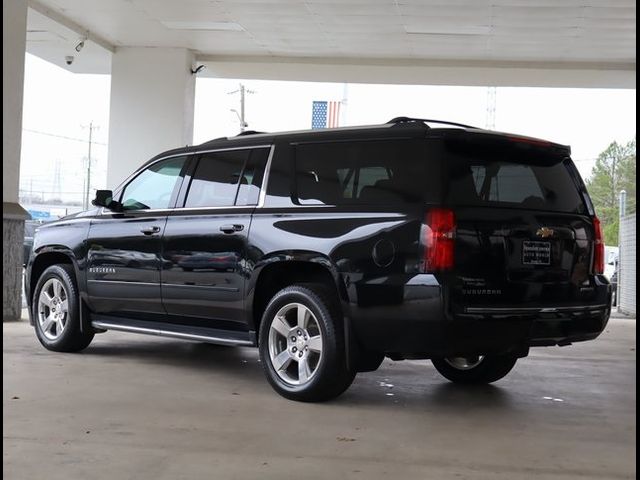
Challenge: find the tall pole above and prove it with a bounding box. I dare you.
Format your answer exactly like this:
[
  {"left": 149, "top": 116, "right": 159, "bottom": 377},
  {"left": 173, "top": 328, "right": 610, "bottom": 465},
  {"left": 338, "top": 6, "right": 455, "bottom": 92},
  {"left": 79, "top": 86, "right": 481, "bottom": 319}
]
[
  {"left": 340, "top": 83, "right": 349, "bottom": 127},
  {"left": 617, "top": 189, "right": 626, "bottom": 312},
  {"left": 240, "top": 84, "right": 246, "bottom": 132},
  {"left": 619, "top": 189, "right": 627, "bottom": 218},
  {"left": 485, "top": 87, "right": 496, "bottom": 130},
  {"left": 83, "top": 121, "right": 96, "bottom": 209},
  {"left": 228, "top": 84, "right": 254, "bottom": 133}
]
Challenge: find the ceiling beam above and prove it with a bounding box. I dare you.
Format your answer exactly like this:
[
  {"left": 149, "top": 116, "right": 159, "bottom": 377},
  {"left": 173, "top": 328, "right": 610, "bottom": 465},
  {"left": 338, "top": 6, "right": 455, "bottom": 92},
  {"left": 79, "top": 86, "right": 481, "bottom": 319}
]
[{"left": 197, "top": 54, "right": 636, "bottom": 89}]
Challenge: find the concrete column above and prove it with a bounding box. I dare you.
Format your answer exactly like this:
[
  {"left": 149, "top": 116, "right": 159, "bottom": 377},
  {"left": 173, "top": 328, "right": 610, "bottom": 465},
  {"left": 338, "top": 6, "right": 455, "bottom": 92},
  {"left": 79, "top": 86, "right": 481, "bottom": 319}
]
[
  {"left": 107, "top": 47, "right": 196, "bottom": 188},
  {"left": 3, "top": 0, "right": 30, "bottom": 321}
]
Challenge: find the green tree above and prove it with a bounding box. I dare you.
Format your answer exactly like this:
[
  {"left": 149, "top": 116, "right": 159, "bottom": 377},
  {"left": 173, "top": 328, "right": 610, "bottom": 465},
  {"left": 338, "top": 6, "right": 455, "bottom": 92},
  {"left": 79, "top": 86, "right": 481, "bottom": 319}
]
[{"left": 585, "top": 138, "right": 636, "bottom": 245}]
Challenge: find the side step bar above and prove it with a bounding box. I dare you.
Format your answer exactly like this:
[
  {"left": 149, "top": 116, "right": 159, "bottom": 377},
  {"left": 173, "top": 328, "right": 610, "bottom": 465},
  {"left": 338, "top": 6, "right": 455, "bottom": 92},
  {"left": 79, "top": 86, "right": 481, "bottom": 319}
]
[{"left": 91, "top": 316, "right": 255, "bottom": 347}]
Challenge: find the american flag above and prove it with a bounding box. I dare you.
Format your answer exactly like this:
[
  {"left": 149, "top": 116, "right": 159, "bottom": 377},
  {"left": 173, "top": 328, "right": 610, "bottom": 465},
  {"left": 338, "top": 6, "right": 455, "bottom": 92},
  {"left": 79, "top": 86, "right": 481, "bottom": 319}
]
[{"left": 311, "top": 100, "right": 340, "bottom": 129}]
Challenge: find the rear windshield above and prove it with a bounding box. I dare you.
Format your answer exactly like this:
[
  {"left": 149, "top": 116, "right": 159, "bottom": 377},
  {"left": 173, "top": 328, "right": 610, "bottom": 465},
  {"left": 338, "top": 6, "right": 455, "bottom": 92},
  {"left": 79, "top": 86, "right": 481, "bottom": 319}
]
[
  {"left": 443, "top": 141, "right": 587, "bottom": 214},
  {"left": 294, "top": 139, "right": 435, "bottom": 205}
]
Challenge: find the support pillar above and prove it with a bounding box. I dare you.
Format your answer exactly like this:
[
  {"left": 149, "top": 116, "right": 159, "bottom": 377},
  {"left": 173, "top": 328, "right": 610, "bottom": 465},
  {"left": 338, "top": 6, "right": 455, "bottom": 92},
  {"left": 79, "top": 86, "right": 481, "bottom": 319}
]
[
  {"left": 3, "top": 0, "right": 30, "bottom": 321},
  {"left": 107, "top": 47, "right": 196, "bottom": 188}
]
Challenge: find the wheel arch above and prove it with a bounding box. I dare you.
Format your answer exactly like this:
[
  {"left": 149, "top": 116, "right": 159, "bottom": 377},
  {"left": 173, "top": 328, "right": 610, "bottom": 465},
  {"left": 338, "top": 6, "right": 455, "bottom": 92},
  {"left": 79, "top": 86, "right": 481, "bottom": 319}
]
[
  {"left": 248, "top": 252, "right": 350, "bottom": 338},
  {"left": 28, "top": 249, "right": 81, "bottom": 325}
]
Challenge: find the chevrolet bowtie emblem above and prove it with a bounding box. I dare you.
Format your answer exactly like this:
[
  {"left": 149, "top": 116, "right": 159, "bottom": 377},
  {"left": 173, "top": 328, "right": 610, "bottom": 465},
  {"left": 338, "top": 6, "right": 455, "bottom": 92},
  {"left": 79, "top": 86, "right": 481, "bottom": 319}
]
[{"left": 536, "top": 227, "right": 555, "bottom": 238}]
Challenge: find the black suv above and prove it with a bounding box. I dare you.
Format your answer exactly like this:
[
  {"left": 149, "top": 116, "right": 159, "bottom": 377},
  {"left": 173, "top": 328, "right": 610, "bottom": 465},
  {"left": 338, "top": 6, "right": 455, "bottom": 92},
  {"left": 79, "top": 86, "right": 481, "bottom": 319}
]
[{"left": 26, "top": 118, "right": 611, "bottom": 402}]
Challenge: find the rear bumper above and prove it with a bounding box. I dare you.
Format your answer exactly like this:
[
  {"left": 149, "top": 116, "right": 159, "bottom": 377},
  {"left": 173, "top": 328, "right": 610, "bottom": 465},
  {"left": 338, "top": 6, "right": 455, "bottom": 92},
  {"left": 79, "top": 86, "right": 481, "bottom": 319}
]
[
  {"left": 446, "top": 303, "right": 610, "bottom": 354},
  {"left": 350, "top": 274, "right": 611, "bottom": 358},
  {"left": 527, "top": 306, "right": 610, "bottom": 346},
  {"left": 374, "top": 305, "right": 611, "bottom": 359}
]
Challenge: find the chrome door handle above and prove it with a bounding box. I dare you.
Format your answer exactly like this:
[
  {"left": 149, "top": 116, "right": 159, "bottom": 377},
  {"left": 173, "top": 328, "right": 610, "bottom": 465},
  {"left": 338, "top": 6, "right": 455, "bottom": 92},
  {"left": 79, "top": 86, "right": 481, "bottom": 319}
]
[
  {"left": 219, "top": 224, "right": 244, "bottom": 234},
  {"left": 140, "top": 226, "right": 161, "bottom": 235}
]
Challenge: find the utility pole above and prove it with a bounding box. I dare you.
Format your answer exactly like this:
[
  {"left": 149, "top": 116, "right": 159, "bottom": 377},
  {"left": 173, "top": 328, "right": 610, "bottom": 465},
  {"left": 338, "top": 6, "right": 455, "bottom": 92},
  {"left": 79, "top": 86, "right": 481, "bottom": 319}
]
[
  {"left": 485, "top": 86, "right": 497, "bottom": 130},
  {"left": 53, "top": 159, "right": 62, "bottom": 200},
  {"left": 82, "top": 122, "right": 98, "bottom": 209},
  {"left": 228, "top": 84, "right": 254, "bottom": 132}
]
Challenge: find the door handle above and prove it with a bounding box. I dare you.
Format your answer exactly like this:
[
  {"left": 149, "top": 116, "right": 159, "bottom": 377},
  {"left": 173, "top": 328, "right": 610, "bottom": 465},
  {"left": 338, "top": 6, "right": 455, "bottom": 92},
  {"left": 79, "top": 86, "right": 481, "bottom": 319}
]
[
  {"left": 219, "top": 224, "right": 244, "bottom": 234},
  {"left": 140, "top": 226, "right": 161, "bottom": 235}
]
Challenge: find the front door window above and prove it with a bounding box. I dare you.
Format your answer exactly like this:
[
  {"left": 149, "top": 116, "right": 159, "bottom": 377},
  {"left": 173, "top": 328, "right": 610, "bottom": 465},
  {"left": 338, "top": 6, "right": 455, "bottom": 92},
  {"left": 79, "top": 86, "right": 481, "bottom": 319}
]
[{"left": 120, "top": 157, "right": 187, "bottom": 210}]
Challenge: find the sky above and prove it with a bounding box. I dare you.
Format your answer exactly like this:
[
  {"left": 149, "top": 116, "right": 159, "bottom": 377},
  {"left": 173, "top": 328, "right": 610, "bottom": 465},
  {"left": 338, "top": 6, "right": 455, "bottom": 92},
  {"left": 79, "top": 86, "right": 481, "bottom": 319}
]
[{"left": 20, "top": 53, "right": 636, "bottom": 205}]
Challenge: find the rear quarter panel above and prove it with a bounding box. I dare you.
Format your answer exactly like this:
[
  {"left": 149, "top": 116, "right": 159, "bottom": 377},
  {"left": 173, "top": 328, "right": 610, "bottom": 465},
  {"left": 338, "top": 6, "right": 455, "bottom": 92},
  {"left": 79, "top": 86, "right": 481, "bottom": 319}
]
[{"left": 248, "top": 138, "right": 446, "bottom": 353}]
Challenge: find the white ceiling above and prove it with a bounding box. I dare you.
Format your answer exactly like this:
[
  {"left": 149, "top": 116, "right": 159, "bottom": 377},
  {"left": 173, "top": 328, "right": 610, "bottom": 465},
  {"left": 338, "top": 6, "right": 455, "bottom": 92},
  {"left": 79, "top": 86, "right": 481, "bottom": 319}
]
[{"left": 25, "top": 0, "right": 636, "bottom": 85}]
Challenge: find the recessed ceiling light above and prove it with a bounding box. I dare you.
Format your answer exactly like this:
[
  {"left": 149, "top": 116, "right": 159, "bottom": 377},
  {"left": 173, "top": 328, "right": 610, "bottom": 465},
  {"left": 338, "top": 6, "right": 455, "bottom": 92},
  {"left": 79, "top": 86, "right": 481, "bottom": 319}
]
[
  {"left": 161, "top": 21, "right": 244, "bottom": 32},
  {"left": 405, "top": 25, "right": 490, "bottom": 36}
]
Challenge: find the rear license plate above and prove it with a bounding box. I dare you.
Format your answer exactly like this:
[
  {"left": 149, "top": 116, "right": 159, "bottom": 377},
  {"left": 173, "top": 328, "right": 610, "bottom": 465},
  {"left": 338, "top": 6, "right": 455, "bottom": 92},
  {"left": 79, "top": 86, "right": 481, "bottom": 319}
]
[{"left": 522, "top": 241, "right": 551, "bottom": 265}]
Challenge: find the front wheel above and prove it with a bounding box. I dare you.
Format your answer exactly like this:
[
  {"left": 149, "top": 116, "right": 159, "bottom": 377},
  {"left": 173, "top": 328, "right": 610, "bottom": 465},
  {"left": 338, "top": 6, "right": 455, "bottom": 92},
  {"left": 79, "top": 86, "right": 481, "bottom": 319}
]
[
  {"left": 258, "top": 284, "right": 355, "bottom": 402},
  {"left": 32, "top": 264, "right": 94, "bottom": 352},
  {"left": 431, "top": 354, "right": 518, "bottom": 384}
]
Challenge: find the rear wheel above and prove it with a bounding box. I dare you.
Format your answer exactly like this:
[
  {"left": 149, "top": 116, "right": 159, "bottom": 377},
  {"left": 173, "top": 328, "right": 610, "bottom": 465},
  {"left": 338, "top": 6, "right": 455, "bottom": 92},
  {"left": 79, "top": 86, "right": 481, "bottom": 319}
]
[
  {"left": 258, "top": 284, "right": 355, "bottom": 402},
  {"left": 32, "top": 264, "right": 94, "bottom": 352},
  {"left": 432, "top": 354, "right": 517, "bottom": 384}
]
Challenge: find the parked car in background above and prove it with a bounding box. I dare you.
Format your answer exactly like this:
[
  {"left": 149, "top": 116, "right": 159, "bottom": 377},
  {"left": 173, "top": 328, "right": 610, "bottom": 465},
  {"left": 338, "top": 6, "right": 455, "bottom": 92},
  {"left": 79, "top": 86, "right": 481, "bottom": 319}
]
[
  {"left": 603, "top": 246, "right": 619, "bottom": 280},
  {"left": 23, "top": 220, "right": 39, "bottom": 266},
  {"left": 24, "top": 219, "right": 57, "bottom": 266},
  {"left": 610, "top": 267, "right": 619, "bottom": 306},
  {"left": 25, "top": 117, "right": 612, "bottom": 402}
]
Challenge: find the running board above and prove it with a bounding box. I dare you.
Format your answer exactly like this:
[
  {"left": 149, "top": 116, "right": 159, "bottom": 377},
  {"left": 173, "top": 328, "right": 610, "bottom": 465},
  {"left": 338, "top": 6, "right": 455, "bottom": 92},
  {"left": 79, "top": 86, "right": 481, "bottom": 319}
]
[{"left": 91, "top": 316, "right": 255, "bottom": 347}]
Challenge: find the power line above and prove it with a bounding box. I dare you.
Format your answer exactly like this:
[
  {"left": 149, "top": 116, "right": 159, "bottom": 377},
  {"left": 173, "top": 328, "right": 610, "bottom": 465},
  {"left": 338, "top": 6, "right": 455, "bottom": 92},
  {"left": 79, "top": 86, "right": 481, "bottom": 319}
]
[
  {"left": 22, "top": 128, "right": 107, "bottom": 146},
  {"left": 20, "top": 190, "right": 87, "bottom": 194}
]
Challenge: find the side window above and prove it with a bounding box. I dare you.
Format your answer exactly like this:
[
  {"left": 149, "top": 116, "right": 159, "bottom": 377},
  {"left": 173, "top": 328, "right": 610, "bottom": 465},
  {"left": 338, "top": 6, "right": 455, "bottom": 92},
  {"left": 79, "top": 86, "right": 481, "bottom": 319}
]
[
  {"left": 120, "top": 156, "right": 186, "bottom": 211},
  {"left": 295, "top": 140, "right": 429, "bottom": 205},
  {"left": 185, "top": 150, "right": 249, "bottom": 208}
]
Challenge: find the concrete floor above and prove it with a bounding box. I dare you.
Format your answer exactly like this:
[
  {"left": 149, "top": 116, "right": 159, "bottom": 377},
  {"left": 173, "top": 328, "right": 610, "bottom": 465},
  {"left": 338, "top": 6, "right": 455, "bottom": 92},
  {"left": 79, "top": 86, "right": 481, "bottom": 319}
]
[{"left": 3, "top": 316, "right": 636, "bottom": 480}]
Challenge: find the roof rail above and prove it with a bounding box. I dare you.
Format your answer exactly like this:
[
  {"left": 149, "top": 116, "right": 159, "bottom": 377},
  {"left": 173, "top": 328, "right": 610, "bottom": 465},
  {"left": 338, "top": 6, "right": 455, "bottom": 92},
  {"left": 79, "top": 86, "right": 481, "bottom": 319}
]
[
  {"left": 387, "top": 117, "right": 478, "bottom": 129},
  {"left": 235, "top": 130, "right": 265, "bottom": 137}
]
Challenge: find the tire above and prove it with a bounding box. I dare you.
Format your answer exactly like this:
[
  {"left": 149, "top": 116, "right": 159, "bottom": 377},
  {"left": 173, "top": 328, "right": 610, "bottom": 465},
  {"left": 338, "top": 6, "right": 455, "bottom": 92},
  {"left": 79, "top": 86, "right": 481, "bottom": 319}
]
[
  {"left": 32, "top": 264, "right": 94, "bottom": 352},
  {"left": 431, "top": 354, "right": 517, "bottom": 384},
  {"left": 258, "top": 284, "right": 355, "bottom": 402}
]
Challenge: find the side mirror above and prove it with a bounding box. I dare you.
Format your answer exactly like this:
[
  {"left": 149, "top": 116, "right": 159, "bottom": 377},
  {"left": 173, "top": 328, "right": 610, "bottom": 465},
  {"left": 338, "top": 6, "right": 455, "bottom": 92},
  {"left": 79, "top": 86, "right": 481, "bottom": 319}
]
[{"left": 92, "top": 190, "right": 120, "bottom": 210}]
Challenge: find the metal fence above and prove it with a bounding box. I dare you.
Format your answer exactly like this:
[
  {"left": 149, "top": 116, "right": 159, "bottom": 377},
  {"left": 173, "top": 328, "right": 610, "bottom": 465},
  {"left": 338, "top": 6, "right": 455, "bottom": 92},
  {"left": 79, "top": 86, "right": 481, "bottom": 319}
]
[{"left": 618, "top": 214, "right": 636, "bottom": 316}]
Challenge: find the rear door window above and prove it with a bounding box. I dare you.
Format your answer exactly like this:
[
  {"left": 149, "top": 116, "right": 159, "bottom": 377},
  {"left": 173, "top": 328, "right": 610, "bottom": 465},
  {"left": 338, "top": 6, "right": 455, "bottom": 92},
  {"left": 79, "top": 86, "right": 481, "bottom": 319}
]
[
  {"left": 185, "top": 150, "right": 249, "bottom": 208},
  {"left": 294, "top": 139, "right": 433, "bottom": 205},
  {"left": 184, "top": 148, "right": 269, "bottom": 208},
  {"left": 235, "top": 148, "right": 270, "bottom": 206}
]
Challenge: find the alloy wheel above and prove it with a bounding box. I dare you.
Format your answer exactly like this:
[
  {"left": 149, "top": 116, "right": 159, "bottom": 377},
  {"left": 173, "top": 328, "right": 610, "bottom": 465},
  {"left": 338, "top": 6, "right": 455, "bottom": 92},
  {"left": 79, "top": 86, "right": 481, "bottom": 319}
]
[
  {"left": 37, "top": 278, "right": 69, "bottom": 341},
  {"left": 444, "top": 355, "right": 485, "bottom": 370},
  {"left": 268, "top": 302, "right": 324, "bottom": 385}
]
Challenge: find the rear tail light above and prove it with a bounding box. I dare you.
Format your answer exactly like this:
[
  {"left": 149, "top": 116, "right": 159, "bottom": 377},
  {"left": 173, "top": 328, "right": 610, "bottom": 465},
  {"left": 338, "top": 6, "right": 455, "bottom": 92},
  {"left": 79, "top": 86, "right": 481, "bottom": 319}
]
[
  {"left": 593, "top": 216, "right": 605, "bottom": 274},
  {"left": 422, "top": 208, "right": 456, "bottom": 272}
]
